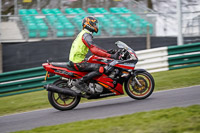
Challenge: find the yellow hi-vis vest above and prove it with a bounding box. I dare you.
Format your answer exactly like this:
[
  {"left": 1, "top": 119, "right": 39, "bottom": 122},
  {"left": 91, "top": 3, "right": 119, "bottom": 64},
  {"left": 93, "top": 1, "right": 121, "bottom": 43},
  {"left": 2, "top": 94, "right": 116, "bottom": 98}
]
[{"left": 69, "top": 30, "right": 90, "bottom": 63}]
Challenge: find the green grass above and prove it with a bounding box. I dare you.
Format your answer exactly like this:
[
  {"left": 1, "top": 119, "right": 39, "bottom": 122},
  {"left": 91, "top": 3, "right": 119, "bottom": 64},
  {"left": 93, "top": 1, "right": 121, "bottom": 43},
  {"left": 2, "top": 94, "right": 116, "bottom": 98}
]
[
  {"left": 13, "top": 105, "right": 200, "bottom": 133},
  {"left": 0, "top": 66, "right": 200, "bottom": 116},
  {"left": 152, "top": 66, "right": 200, "bottom": 90}
]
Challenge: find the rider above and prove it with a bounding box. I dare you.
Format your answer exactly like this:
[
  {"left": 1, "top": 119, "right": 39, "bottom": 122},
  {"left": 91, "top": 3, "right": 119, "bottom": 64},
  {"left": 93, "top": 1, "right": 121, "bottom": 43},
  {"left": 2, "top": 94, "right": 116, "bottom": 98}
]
[{"left": 69, "top": 16, "right": 119, "bottom": 94}]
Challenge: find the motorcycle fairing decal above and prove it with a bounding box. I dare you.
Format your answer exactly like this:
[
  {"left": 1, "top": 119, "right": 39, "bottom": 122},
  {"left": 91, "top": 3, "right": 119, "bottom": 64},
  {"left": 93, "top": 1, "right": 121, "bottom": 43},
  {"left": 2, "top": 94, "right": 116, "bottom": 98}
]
[
  {"left": 98, "top": 82, "right": 116, "bottom": 93},
  {"left": 43, "top": 63, "right": 87, "bottom": 78},
  {"left": 128, "top": 50, "right": 138, "bottom": 59},
  {"left": 94, "top": 73, "right": 124, "bottom": 95},
  {"left": 115, "top": 64, "right": 134, "bottom": 70},
  {"left": 54, "top": 69, "right": 75, "bottom": 77},
  {"left": 98, "top": 82, "right": 123, "bottom": 95},
  {"left": 95, "top": 75, "right": 114, "bottom": 87},
  {"left": 87, "top": 55, "right": 112, "bottom": 64}
]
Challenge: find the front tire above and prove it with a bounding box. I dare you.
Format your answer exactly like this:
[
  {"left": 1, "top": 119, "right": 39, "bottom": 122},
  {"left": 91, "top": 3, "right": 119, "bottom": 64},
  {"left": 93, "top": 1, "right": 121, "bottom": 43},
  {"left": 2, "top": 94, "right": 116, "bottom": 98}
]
[
  {"left": 125, "top": 71, "right": 155, "bottom": 100},
  {"left": 48, "top": 80, "right": 81, "bottom": 111}
]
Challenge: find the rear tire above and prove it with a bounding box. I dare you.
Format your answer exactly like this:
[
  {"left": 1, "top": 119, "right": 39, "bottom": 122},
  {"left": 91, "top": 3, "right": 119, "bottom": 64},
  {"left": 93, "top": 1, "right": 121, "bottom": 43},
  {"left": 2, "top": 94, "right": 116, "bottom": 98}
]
[
  {"left": 125, "top": 71, "right": 155, "bottom": 100},
  {"left": 48, "top": 80, "right": 81, "bottom": 111}
]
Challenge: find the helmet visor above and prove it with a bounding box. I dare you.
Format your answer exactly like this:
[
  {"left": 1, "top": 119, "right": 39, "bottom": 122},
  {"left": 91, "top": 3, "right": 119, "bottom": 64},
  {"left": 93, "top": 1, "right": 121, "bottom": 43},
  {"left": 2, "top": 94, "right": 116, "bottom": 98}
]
[{"left": 93, "top": 21, "right": 99, "bottom": 33}]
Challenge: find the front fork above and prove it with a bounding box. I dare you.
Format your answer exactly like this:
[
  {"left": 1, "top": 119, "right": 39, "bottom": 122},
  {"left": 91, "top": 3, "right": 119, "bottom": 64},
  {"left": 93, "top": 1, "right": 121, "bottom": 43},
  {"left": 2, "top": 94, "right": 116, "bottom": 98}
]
[
  {"left": 130, "top": 69, "right": 147, "bottom": 87},
  {"left": 134, "top": 77, "right": 142, "bottom": 87}
]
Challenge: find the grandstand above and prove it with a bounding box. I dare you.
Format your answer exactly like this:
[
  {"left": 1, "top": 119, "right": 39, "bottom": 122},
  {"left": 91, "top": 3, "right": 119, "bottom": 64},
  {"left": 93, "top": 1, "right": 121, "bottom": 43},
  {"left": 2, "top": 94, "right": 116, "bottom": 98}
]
[
  {"left": 1, "top": 0, "right": 200, "bottom": 42},
  {"left": 17, "top": 7, "right": 153, "bottom": 39}
]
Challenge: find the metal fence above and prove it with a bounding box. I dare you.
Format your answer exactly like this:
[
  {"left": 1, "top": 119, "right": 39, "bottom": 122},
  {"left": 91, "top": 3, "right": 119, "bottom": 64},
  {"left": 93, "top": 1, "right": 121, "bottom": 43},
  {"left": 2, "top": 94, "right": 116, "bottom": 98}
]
[{"left": 182, "top": 12, "right": 200, "bottom": 36}]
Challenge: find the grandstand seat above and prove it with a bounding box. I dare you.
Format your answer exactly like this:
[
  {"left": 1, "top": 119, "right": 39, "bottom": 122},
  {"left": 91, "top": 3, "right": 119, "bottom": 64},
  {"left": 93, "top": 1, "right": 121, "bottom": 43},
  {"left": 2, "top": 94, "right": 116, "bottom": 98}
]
[
  {"left": 27, "top": 23, "right": 37, "bottom": 38},
  {"left": 87, "top": 8, "right": 96, "bottom": 13},
  {"left": 74, "top": 8, "right": 86, "bottom": 14},
  {"left": 42, "top": 9, "right": 53, "bottom": 14},
  {"left": 38, "top": 23, "right": 48, "bottom": 37},
  {"left": 139, "top": 20, "right": 153, "bottom": 35},
  {"left": 118, "top": 22, "right": 128, "bottom": 35},
  {"left": 65, "top": 8, "right": 86, "bottom": 14},
  {"left": 28, "top": 9, "right": 39, "bottom": 15},
  {"left": 97, "top": 8, "right": 109, "bottom": 13},
  {"left": 64, "top": 24, "right": 75, "bottom": 37},
  {"left": 21, "top": 16, "right": 35, "bottom": 24},
  {"left": 55, "top": 23, "right": 64, "bottom": 37},
  {"left": 19, "top": 9, "right": 29, "bottom": 15},
  {"left": 65, "top": 8, "right": 76, "bottom": 14},
  {"left": 110, "top": 7, "right": 120, "bottom": 13},
  {"left": 51, "top": 8, "right": 63, "bottom": 15}
]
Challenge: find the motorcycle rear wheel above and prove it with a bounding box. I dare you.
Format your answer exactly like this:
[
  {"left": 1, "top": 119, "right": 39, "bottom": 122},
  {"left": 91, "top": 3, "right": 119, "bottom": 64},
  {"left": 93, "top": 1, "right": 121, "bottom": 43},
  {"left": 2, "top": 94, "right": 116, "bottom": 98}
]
[
  {"left": 125, "top": 71, "right": 155, "bottom": 100},
  {"left": 48, "top": 80, "right": 81, "bottom": 111}
]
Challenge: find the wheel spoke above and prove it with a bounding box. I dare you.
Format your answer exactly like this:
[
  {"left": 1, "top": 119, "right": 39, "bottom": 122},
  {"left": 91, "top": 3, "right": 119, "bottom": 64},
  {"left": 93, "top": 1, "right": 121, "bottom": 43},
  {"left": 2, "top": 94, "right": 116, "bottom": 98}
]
[
  {"left": 55, "top": 96, "right": 61, "bottom": 102},
  {"left": 63, "top": 100, "right": 67, "bottom": 106},
  {"left": 129, "top": 74, "right": 151, "bottom": 96}
]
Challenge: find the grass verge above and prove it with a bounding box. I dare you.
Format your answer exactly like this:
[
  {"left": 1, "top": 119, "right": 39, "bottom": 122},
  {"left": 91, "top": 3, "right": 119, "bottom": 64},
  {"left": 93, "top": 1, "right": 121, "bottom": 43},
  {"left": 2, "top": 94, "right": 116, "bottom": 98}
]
[
  {"left": 13, "top": 105, "right": 200, "bottom": 133},
  {"left": 0, "top": 66, "right": 200, "bottom": 116}
]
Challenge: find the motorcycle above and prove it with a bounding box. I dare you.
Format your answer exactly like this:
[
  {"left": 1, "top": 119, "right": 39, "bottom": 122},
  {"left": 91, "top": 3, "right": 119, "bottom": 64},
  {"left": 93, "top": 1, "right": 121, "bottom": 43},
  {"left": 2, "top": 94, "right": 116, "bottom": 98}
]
[{"left": 43, "top": 41, "right": 155, "bottom": 111}]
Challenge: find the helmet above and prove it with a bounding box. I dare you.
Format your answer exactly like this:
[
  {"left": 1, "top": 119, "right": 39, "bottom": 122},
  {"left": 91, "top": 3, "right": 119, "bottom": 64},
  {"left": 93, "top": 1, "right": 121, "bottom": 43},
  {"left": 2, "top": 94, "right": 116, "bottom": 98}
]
[{"left": 82, "top": 16, "right": 99, "bottom": 33}]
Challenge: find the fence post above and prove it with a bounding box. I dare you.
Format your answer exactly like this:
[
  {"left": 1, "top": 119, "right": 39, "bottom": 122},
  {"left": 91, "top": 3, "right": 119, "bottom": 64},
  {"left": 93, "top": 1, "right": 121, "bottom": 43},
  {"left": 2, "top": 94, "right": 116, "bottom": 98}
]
[
  {"left": 146, "top": 25, "right": 151, "bottom": 49},
  {"left": 14, "top": 0, "right": 18, "bottom": 16},
  {"left": 177, "top": 0, "right": 183, "bottom": 45},
  {"left": 0, "top": 43, "right": 2, "bottom": 73},
  {"left": 0, "top": 0, "right": 1, "bottom": 73},
  {"left": 37, "top": 0, "right": 41, "bottom": 11},
  {"left": 83, "top": 0, "right": 86, "bottom": 11}
]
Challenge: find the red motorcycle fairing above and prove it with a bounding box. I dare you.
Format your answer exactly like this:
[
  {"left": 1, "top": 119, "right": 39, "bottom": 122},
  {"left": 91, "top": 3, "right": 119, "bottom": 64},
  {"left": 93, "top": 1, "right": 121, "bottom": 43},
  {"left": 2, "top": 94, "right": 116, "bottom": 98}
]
[
  {"left": 87, "top": 55, "right": 135, "bottom": 70},
  {"left": 43, "top": 61, "right": 125, "bottom": 96},
  {"left": 87, "top": 55, "right": 113, "bottom": 64},
  {"left": 94, "top": 74, "right": 124, "bottom": 95}
]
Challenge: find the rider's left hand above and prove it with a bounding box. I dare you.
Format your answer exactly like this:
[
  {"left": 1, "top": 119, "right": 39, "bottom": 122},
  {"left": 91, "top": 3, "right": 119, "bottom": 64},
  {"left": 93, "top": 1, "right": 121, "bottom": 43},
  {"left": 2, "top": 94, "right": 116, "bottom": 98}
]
[
  {"left": 111, "top": 52, "right": 121, "bottom": 60},
  {"left": 107, "top": 49, "right": 117, "bottom": 54}
]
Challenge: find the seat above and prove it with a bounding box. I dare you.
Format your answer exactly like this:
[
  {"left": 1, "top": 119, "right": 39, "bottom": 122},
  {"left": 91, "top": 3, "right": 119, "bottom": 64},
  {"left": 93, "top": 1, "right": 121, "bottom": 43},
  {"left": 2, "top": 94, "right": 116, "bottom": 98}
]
[
  {"left": 27, "top": 23, "right": 37, "bottom": 38},
  {"left": 38, "top": 23, "right": 48, "bottom": 37},
  {"left": 51, "top": 62, "right": 75, "bottom": 71}
]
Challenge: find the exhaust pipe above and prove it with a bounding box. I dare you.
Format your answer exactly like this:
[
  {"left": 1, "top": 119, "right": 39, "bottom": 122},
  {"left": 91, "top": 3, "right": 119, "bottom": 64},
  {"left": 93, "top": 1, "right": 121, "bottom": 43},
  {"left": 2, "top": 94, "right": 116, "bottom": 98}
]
[{"left": 44, "top": 84, "right": 77, "bottom": 97}]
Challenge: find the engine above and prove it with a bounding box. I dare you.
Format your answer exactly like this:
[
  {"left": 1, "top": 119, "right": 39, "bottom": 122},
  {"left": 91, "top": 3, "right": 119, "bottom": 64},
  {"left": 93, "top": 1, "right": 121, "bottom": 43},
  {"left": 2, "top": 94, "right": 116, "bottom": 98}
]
[
  {"left": 65, "top": 78, "right": 104, "bottom": 94},
  {"left": 89, "top": 83, "right": 103, "bottom": 93}
]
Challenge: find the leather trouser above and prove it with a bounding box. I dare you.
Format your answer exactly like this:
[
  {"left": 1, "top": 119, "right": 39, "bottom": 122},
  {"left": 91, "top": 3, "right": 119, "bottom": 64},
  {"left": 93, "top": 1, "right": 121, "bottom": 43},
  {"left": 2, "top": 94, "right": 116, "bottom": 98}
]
[{"left": 69, "top": 61, "right": 102, "bottom": 82}]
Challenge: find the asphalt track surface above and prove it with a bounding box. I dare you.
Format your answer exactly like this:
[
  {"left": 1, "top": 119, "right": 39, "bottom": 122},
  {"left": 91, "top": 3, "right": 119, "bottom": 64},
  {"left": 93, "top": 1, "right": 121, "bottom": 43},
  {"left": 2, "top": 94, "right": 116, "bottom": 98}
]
[{"left": 0, "top": 85, "right": 200, "bottom": 133}]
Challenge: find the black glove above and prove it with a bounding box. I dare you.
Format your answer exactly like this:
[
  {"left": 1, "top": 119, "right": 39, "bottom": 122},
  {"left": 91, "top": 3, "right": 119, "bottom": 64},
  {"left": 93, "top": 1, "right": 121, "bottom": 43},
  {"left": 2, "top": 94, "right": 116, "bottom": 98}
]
[
  {"left": 107, "top": 49, "right": 117, "bottom": 54},
  {"left": 111, "top": 52, "right": 120, "bottom": 60}
]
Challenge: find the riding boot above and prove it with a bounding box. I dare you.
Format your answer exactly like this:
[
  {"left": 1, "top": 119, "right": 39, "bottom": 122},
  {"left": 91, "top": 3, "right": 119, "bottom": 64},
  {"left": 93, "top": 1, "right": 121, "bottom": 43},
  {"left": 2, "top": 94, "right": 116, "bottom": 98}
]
[
  {"left": 82, "top": 71, "right": 101, "bottom": 81},
  {"left": 74, "top": 79, "right": 88, "bottom": 93},
  {"left": 75, "top": 71, "right": 101, "bottom": 94}
]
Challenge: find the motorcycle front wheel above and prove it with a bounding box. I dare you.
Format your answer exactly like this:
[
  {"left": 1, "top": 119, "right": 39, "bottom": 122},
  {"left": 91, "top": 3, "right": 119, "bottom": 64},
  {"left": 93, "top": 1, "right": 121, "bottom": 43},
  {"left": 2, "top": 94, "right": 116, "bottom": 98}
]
[
  {"left": 48, "top": 80, "right": 81, "bottom": 111},
  {"left": 125, "top": 71, "right": 155, "bottom": 100}
]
